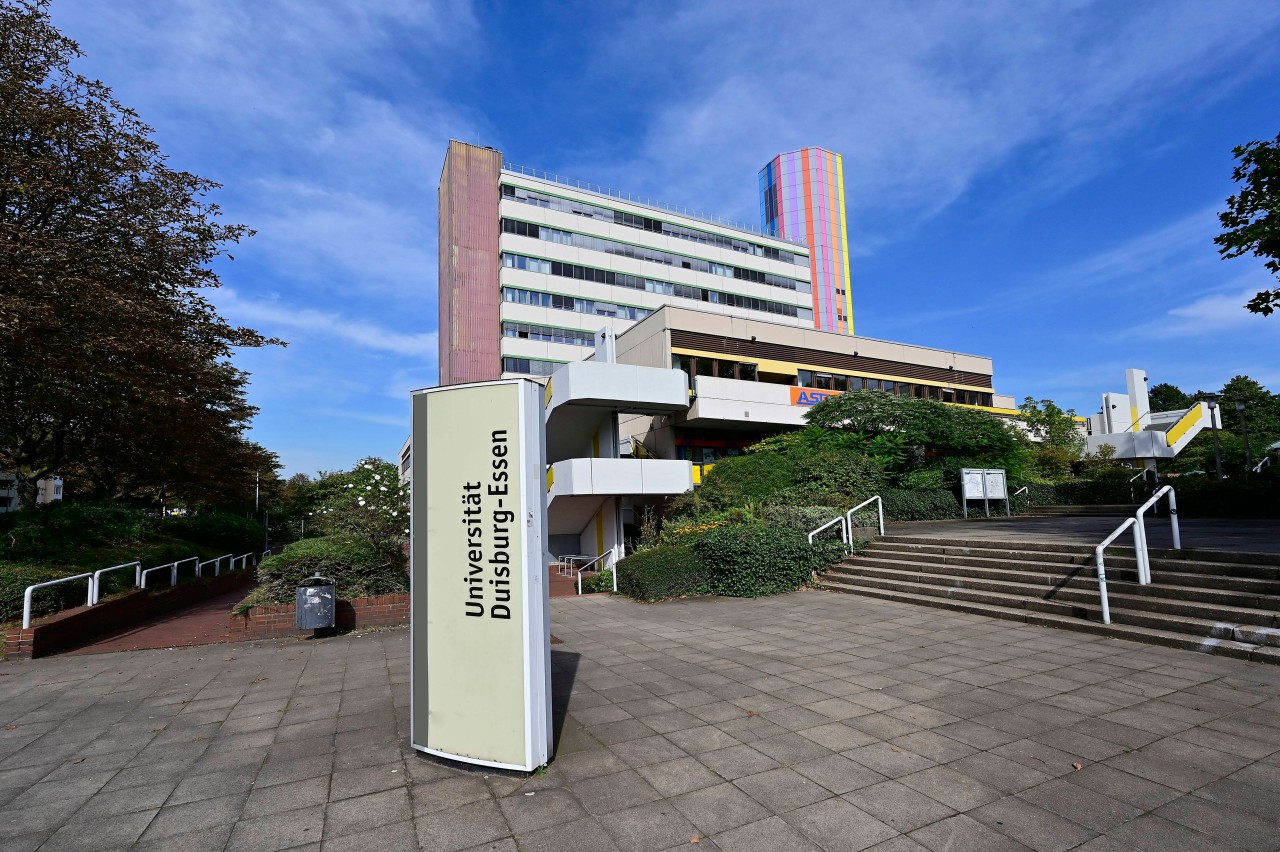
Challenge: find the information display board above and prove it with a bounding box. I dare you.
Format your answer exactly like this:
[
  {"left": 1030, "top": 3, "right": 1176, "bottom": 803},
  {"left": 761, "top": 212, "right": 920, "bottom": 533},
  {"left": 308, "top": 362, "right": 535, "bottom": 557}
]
[
  {"left": 410, "top": 380, "right": 552, "bottom": 771},
  {"left": 961, "top": 468, "right": 1009, "bottom": 518}
]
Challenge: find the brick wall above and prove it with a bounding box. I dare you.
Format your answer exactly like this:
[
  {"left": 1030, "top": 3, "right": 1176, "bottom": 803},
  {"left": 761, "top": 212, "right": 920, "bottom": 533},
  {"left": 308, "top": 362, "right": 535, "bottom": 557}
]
[
  {"left": 227, "top": 592, "right": 410, "bottom": 640},
  {"left": 4, "top": 570, "right": 254, "bottom": 660}
]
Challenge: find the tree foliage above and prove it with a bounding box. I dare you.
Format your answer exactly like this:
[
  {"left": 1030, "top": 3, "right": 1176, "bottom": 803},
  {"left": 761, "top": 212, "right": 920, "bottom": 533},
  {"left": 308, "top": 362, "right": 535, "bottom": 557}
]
[
  {"left": 311, "top": 458, "right": 409, "bottom": 563},
  {"left": 0, "top": 0, "right": 281, "bottom": 506},
  {"left": 1215, "top": 132, "right": 1280, "bottom": 316},
  {"left": 1017, "top": 397, "right": 1085, "bottom": 478}
]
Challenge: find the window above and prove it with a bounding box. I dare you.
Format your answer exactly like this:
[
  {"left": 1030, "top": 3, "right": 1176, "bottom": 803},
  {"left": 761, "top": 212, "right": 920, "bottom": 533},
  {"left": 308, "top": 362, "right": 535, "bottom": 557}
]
[
  {"left": 672, "top": 354, "right": 692, "bottom": 377},
  {"left": 503, "top": 357, "right": 558, "bottom": 376},
  {"left": 716, "top": 360, "right": 736, "bottom": 379},
  {"left": 501, "top": 183, "right": 808, "bottom": 265},
  {"left": 502, "top": 322, "right": 594, "bottom": 346},
  {"left": 738, "top": 363, "right": 757, "bottom": 382}
]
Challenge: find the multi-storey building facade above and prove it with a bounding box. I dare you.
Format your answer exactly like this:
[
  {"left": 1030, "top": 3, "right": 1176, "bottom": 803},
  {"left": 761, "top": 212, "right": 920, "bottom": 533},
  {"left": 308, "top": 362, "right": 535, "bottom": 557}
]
[
  {"left": 759, "top": 147, "right": 854, "bottom": 335},
  {"left": 437, "top": 140, "right": 815, "bottom": 385}
]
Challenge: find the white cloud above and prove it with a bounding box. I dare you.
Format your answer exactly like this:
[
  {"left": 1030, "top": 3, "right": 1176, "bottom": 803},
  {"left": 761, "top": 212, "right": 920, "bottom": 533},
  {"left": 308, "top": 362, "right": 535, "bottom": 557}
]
[
  {"left": 1138, "top": 282, "right": 1280, "bottom": 339},
  {"left": 218, "top": 289, "right": 437, "bottom": 357},
  {"left": 566, "top": 1, "right": 1280, "bottom": 240}
]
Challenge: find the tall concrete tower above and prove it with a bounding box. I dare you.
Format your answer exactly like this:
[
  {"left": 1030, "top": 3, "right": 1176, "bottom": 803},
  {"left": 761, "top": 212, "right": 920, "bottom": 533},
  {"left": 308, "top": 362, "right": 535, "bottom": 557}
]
[{"left": 759, "top": 148, "right": 853, "bottom": 334}]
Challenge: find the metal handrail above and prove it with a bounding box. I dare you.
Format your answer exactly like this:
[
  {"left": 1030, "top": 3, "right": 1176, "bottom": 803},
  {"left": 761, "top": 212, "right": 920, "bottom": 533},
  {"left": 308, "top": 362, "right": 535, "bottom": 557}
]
[
  {"left": 1094, "top": 517, "right": 1142, "bottom": 625},
  {"left": 22, "top": 573, "right": 94, "bottom": 629},
  {"left": 572, "top": 551, "right": 615, "bottom": 595},
  {"left": 808, "top": 516, "right": 849, "bottom": 546},
  {"left": 1133, "top": 486, "right": 1179, "bottom": 585},
  {"left": 845, "top": 495, "right": 884, "bottom": 538},
  {"left": 1256, "top": 457, "right": 1272, "bottom": 473},
  {"left": 1013, "top": 486, "right": 1028, "bottom": 496},
  {"left": 90, "top": 561, "right": 141, "bottom": 605},
  {"left": 141, "top": 560, "right": 178, "bottom": 589}
]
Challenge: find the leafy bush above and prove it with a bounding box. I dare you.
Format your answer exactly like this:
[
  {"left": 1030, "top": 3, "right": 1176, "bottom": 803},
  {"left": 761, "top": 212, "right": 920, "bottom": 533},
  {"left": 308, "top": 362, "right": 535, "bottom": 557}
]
[
  {"left": 0, "top": 502, "right": 157, "bottom": 557},
  {"left": 617, "top": 545, "right": 708, "bottom": 602},
  {"left": 580, "top": 569, "right": 614, "bottom": 594},
  {"left": 1166, "top": 478, "right": 1280, "bottom": 518},
  {"left": 693, "top": 525, "right": 846, "bottom": 597},
  {"left": 311, "top": 458, "right": 409, "bottom": 560},
  {"left": 760, "top": 505, "right": 843, "bottom": 536},
  {"left": 793, "top": 451, "right": 885, "bottom": 506},
  {"left": 164, "top": 513, "right": 263, "bottom": 555},
  {"left": 0, "top": 562, "right": 82, "bottom": 623},
  {"left": 897, "top": 466, "right": 947, "bottom": 491},
  {"left": 671, "top": 452, "right": 795, "bottom": 516},
  {"left": 238, "top": 535, "right": 407, "bottom": 611},
  {"left": 880, "top": 488, "right": 963, "bottom": 521}
]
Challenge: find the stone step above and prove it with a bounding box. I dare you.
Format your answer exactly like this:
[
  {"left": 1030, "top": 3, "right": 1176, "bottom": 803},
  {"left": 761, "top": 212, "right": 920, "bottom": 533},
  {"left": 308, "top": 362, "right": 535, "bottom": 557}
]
[
  {"left": 820, "top": 571, "right": 1280, "bottom": 647},
  {"left": 856, "top": 549, "right": 1280, "bottom": 596},
  {"left": 818, "top": 581, "right": 1275, "bottom": 664},
  {"left": 873, "top": 538, "right": 1280, "bottom": 579},
  {"left": 826, "top": 561, "right": 1280, "bottom": 629}
]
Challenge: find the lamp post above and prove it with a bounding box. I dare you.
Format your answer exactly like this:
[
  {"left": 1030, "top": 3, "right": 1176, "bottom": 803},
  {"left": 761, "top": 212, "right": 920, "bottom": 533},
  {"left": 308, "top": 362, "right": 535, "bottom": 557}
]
[
  {"left": 1204, "top": 394, "right": 1224, "bottom": 481},
  {"left": 1236, "top": 397, "right": 1252, "bottom": 474}
]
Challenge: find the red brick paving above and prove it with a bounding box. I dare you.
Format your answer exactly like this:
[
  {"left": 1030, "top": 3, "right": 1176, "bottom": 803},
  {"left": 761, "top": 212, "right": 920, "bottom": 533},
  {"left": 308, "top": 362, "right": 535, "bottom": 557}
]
[
  {"left": 62, "top": 565, "right": 592, "bottom": 655},
  {"left": 61, "top": 585, "right": 251, "bottom": 655}
]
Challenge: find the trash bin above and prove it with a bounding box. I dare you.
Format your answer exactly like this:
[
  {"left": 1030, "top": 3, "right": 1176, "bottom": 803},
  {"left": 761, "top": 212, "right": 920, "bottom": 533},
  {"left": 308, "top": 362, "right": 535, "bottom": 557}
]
[{"left": 296, "top": 575, "right": 336, "bottom": 629}]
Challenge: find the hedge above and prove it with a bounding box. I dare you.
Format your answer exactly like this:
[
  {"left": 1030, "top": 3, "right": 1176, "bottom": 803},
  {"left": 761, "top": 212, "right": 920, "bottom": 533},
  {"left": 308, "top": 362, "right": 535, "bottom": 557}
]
[
  {"left": 163, "top": 513, "right": 264, "bottom": 555},
  {"left": 880, "top": 488, "right": 963, "bottom": 521},
  {"left": 617, "top": 545, "right": 708, "bottom": 602},
  {"left": 693, "top": 525, "right": 846, "bottom": 598},
  {"left": 238, "top": 535, "right": 407, "bottom": 611}
]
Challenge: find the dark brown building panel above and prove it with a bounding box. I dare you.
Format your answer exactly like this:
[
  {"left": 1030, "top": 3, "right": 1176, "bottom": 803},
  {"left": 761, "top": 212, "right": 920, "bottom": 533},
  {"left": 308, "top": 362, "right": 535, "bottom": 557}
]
[
  {"left": 438, "top": 141, "right": 502, "bottom": 386},
  {"left": 669, "top": 329, "right": 993, "bottom": 389}
]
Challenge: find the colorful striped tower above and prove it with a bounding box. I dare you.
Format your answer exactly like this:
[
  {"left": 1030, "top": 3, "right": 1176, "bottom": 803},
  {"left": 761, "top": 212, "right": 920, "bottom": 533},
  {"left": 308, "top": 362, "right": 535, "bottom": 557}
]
[{"left": 758, "top": 148, "right": 853, "bottom": 334}]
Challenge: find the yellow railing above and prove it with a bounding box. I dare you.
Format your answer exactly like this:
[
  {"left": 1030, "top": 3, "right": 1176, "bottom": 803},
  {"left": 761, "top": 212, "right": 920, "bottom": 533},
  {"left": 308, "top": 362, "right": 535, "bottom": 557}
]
[{"left": 1165, "top": 406, "right": 1203, "bottom": 447}]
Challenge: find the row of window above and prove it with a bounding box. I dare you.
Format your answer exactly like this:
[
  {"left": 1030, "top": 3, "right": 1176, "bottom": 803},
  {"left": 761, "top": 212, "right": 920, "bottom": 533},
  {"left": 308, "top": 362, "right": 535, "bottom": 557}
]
[
  {"left": 672, "top": 355, "right": 758, "bottom": 382},
  {"left": 502, "top": 321, "right": 595, "bottom": 346},
  {"left": 798, "top": 369, "right": 993, "bottom": 406},
  {"left": 501, "top": 184, "right": 806, "bottom": 264},
  {"left": 502, "top": 287, "right": 653, "bottom": 322},
  {"left": 503, "top": 357, "right": 558, "bottom": 376},
  {"left": 502, "top": 253, "right": 811, "bottom": 321},
  {"left": 501, "top": 218, "right": 810, "bottom": 293}
]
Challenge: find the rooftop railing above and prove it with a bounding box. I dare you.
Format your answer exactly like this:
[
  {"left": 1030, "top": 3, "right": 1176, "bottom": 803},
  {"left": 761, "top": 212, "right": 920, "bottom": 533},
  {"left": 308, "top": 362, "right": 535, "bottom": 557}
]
[{"left": 502, "top": 162, "right": 809, "bottom": 246}]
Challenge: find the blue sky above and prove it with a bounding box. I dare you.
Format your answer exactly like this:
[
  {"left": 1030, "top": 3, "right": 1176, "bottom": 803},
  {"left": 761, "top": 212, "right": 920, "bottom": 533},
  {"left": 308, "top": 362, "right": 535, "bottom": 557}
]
[{"left": 53, "top": 1, "right": 1280, "bottom": 476}]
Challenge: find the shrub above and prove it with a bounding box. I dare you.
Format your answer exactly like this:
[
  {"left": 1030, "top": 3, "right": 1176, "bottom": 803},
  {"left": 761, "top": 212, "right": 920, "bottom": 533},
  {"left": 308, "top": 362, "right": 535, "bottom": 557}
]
[
  {"left": 880, "top": 488, "right": 962, "bottom": 521},
  {"left": 164, "top": 513, "right": 264, "bottom": 555},
  {"left": 760, "top": 505, "right": 843, "bottom": 536},
  {"left": 674, "top": 452, "right": 796, "bottom": 515},
  {"left": 897, "top": 467, "right": 945, "bottom": 491},
  {"left": 693, "top": 524, "right": 846, "bottom": 597},
  {"left": 792, "top": 451, "right": 885, "bottom": 506},
  {"left": 238, "top": 535, "right": 407, "bottom": 611},
  {"left": 580, "top": 569, "right": 614, "bottom": 594},
  {"left": 617, "top": 545, "right": 708, "bottom": 602},
  {"left": 1, "top": 502, "right": 156, "bottom": 557},
  {"left": 0, "top": 562, "right": 82, "bottom": 623}
]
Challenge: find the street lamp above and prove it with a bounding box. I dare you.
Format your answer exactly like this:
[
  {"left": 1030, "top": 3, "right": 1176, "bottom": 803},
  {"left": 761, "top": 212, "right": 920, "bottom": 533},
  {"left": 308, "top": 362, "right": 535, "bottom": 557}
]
[
  {"left": 1236, "top": 397, "right": 1253, "bottom": 474},
  {"left": 1204, "top": 394, "right": 1224, "bottom": 481}
]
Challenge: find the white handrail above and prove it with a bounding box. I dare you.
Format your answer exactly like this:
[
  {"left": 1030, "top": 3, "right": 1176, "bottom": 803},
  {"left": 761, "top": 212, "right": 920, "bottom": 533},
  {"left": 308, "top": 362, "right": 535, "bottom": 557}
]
[
  {"left": 22, "top": 573, "right": 94, "bottom": 629},
  {"left": 1094, "top": 517, "right": 1141, "bottom": 625},
  {"left": 1133, "top": 485, "right": 1179, "bottom": 585},
  {"left": 808, "top": 516, "right": 849, "bottom": 546},
  {"left": 845, "top": 495, "right": 884, "bottom": 538},
  {"left": 90, "top": 561, "right": 141, "bottom": 605},
  {"left": 1256, "top": 457, "right": 1272, "bottom": 473},
  {"left": 573, "top": 551, "right": 615, "bottom": 594},
  {"left": 141, "top": 561, "right": 177, "bottom": 589},
  {"left": 1013, "top": 486, "right": 1028, "bottom": 496},
  {"left": 1129, "top": 471, "right": 1146, "bottom": 483}
]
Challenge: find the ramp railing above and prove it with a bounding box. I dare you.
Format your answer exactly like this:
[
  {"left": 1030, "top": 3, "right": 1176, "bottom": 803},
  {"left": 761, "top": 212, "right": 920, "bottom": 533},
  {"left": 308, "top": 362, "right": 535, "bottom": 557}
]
[
  {"left": 845, "top": 495, "right": 884, "bottom": 538},
  {"left": 1133, "top": 486, "right": 1179, "bottom": 585},
  {"left": 1094, "top": 517, "right": 1142, "bottom": 625}
]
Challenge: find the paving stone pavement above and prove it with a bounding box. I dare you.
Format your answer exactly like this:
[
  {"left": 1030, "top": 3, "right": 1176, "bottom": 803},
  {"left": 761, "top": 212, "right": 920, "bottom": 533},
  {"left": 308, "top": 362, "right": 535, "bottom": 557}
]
[{"left": 2, "top": 589, "right": 1280, "bottom": 851}]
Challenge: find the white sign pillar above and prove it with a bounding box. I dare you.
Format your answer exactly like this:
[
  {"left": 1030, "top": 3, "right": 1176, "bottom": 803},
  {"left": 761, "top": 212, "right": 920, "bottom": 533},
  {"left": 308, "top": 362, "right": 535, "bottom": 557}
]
[{"left": 410, "top": 379, "right": 552, "bottom": 772}]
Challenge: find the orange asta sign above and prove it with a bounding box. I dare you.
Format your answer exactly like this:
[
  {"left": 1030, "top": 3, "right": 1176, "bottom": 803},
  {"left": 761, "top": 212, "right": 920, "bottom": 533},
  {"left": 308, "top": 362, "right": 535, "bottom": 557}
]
[{"left": 790, "top": 387, "right": 841, "bottom": 406}]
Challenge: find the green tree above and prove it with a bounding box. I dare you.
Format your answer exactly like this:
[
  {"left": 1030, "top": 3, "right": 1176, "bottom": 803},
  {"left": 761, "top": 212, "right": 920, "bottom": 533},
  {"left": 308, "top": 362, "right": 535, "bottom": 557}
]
[
  {"left": 1148, "top": 382, "right": 1191, "bottom": 413},
  {"left": 312, "top": 458, "right": 409, "bottom": 562},
  {"left": 0, "top": 0, "right": 281, "bottom": 506},
  {"left": 1215, "top": 133, "right": 1280, "bottom": 315}
]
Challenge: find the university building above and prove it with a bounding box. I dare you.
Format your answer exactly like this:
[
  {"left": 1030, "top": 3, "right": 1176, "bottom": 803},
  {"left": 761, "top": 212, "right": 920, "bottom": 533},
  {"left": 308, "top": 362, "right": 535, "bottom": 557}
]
[{"left": 429, "top": 141, "right": 1017, "bottom": 560}]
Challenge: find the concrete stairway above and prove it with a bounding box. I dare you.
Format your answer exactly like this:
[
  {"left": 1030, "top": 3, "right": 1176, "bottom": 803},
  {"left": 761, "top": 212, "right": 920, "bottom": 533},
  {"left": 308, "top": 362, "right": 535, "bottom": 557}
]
[
  {"left": 820, "top": 534, "right": 1280, "bottom": 664},
  {"left": 1020, "top": 504, "right": 1139, "bottom": 518}
]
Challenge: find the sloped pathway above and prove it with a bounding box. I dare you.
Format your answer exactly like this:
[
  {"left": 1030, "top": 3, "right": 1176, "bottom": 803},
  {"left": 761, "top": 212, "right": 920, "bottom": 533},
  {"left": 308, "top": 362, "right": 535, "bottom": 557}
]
[{"left": 60, "top": 585, "right": 250, "bottom": 656}]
